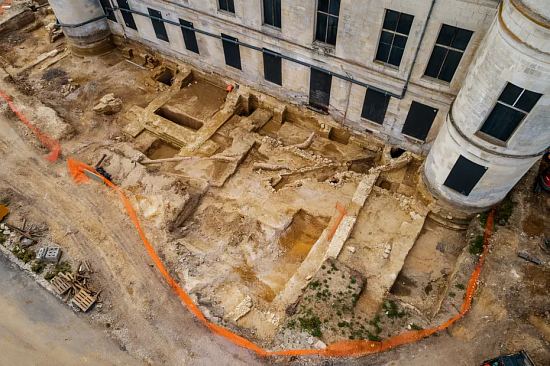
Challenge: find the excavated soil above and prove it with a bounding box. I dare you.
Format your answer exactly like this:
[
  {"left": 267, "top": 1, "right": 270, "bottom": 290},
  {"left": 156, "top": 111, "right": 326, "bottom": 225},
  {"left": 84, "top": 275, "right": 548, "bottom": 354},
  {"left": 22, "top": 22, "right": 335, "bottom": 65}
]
[{"left": 0, "top": 9, "right": 548, "bottom": 366}]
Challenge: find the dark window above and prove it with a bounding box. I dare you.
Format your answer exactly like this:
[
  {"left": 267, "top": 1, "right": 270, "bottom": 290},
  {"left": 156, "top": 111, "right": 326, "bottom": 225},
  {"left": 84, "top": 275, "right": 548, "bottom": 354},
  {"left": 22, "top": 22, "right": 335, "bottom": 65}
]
[
  {"left": 309, "top": 68, "right": 332, "bottom": 110},
  {"left": 263, "top": 0, "right": 281, "bottom": 28},
  {"left": 479, "top": 82, "right": 542, "bottom": 142},
  {"left": 148, "top": 8, "right": 169, "bottom": 42},
  {"left": 116, "top": 0, "right": 137, "bottom": 30},
  {"left": 444, "top": 155, "right": 487, "bottom": 196},
  {"left": 402, "top": 101, "right": 438, "bottom": 141},
  {"left": 361, "top": 88, "right": 390, "bottom": 124},
  {"left": 221, "top": 34, "right": 241, "bottom": 70},
  {"left": 263, "top": 49, "right": 282, "bottom": 85},
  {"left": 424, "top": 24, "right": 473, "bottom": 82},
  {"left": 219, "top": 0, "right": 235, "bottom": 13},
  {"left": 375, "top": 9, "right": 414, "bottom": 67},
  {"left": 315, "top": 0, "right": 340, "bottom": 45},
  {"left": 99, "top": 0, "right": 117, "bottom": 22},
  {"left": 179, "top": 19, "right": 199, "bottom": 54}
]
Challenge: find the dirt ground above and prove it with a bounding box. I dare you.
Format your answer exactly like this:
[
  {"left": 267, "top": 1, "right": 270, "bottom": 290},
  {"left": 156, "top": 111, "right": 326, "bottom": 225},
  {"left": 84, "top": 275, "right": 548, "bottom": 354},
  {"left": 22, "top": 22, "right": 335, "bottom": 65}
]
[
  {"left": 0, "top": 254, "right": 140, "bottom": 365},
  {"left": 0, "top": 7, "right": 548, "bottom": 366}
]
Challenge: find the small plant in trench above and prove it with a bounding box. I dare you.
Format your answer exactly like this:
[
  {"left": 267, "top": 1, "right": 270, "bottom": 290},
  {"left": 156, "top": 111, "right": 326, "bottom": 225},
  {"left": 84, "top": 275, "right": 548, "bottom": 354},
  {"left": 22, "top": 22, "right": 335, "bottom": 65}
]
[
  {"left": 495, "top": 196, "right": 514, "bottom": 226},
  {"left": 298, "top": 315, "right": 322, "bottom": 338},
  {"left": 343, "top": 316, "right": 385, "bottom": 341},
  {"left": 383, "top": 300, "right": 406, "bottom": 318},
  {"left": 469, "top": 235, "right": 484, "bottom": 255},
  {"left": 286, "top": 319, "right": 297, "bottom": 330},
  {"left": 337, "top": 321, "right": 350, "bottom": 328},
  {"left": 367, "top": 332, "right": 382, "bottom": 341},
  {"left": 478, "top": 211, "right": 489, "bottom": 227},
  {"left": 369, "top": 314, "right": 383, "bottom": 334},
  {"left": 308, "top": 280, "right": 321, "bottom": 289}
]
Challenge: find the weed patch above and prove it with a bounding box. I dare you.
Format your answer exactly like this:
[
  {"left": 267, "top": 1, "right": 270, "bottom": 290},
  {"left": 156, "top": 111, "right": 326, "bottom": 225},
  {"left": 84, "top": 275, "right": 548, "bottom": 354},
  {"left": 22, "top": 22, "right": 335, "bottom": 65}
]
[
  {"left": 44, "top": 261, "right": 71, "bottom": 281},
  {"left": 298, "top": 315, "right": 322, "bottom": 338},
  {"left": 12, "top": 245, "right": 35, "bottom": 263},
  {"left": 31, "top": 261, "right": 46, "bottom": 274},
  {"left": 383, "top": 300, "right": 406, "bottom": 318}
]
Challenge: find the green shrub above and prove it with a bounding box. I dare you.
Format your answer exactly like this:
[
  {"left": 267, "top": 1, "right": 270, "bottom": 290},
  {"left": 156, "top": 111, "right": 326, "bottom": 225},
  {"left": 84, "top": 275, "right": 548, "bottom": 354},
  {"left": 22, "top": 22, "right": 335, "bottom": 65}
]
[
  {"left": 44, "top": 261, "right": 72, "bottom": 281},
  {"left": 31, "top": 261, "right": 46, "bottom": 274},
  {"left": 12, "top": 246, "right": 35, "bottom": 263},
  {"left": 55, "top": 261, "right": 72, "bottom": 273}
]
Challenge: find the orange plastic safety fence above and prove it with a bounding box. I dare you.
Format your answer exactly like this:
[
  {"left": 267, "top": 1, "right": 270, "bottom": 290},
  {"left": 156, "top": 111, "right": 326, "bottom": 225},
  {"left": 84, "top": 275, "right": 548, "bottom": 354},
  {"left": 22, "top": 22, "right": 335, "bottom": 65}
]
[
  {"left": 67, "top": 158, "right": 495, "bottom": 358},
  {"left": 0, "top": 91, "right": 61, "bottom": 162}
]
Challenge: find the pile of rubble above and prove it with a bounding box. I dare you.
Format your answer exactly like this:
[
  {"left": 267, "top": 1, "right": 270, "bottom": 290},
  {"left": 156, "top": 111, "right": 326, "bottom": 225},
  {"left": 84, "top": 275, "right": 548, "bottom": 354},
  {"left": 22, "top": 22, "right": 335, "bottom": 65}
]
[
  {"left": 0, "top": 205, "right": 99, "bottom": 312},
  {"left": 93, "top": 93, "right": 122, "bottom": 115}
]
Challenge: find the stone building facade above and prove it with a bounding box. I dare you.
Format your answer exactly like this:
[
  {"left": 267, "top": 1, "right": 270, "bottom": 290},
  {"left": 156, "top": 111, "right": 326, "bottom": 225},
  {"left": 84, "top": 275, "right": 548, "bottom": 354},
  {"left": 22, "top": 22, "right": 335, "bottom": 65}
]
[
  {"left": 91, "top": 0, "right": 501, "bottom": 154},
  {"left": 48, "top": 0, "right": 549, "bottom": 212}
]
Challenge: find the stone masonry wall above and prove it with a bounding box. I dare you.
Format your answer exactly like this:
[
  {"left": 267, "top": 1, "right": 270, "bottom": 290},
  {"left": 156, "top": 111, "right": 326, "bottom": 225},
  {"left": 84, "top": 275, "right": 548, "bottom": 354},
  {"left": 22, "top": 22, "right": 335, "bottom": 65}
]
[{"left": 105, "top": 0, "right": 498, "bottom": 155}]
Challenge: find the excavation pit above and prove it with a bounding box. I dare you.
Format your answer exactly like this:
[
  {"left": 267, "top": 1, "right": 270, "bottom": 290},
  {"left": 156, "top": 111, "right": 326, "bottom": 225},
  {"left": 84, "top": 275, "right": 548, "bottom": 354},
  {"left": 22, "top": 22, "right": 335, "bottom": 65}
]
[
  {"left": 263, "top": 211, "right": 330, "bottom": 299},
  {"left": 155, "top": 68, "right": 175, "bottom": 86},
  {"left": 0, "top": 21, "right": 451, "bottom": 351},
  {"left": 154, "top": 106, "right": 204, "bottom": 131},
  {"left": 0, "top": 5, "right": 547, "bottom": 363},
  {"left": 145, "top": 139, "right": 180, "bottom": 160}
]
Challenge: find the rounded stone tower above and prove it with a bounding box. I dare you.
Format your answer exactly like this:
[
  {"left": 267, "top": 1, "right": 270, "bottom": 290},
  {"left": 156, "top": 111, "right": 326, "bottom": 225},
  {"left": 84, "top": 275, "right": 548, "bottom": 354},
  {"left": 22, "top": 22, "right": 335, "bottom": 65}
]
[
  {"left": 424, "top": 0, "right": 550, "bottom": 214},
  {"left": 48, "top": 0, "right": 113, "bottom": 55}
]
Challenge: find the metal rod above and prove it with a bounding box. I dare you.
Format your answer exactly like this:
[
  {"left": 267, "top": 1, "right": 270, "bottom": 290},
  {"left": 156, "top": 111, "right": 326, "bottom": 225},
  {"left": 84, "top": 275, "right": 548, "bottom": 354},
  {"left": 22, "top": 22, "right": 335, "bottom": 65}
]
[{"left": 401, "top": 0, "right": 436, "bottom": 98}]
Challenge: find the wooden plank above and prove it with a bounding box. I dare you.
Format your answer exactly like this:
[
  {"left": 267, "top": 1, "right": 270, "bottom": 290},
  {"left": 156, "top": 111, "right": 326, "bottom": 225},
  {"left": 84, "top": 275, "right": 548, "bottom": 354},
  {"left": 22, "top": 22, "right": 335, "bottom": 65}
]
[
  {"left": 50, "top": 276, "right": 71, "bottom": 295},
  {"left": 71, "top": 289, "right": 97, "bottom": 312}
]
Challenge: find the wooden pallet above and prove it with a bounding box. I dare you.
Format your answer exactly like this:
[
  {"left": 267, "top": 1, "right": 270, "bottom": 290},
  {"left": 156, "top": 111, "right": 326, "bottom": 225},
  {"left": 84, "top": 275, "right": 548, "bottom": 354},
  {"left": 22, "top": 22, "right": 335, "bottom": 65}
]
[
  {"left": 50, "top": 275, "right": 71, "bottom": 295},
  {"left": 71, "top": 289, "right": 97, "bottom": 312}
]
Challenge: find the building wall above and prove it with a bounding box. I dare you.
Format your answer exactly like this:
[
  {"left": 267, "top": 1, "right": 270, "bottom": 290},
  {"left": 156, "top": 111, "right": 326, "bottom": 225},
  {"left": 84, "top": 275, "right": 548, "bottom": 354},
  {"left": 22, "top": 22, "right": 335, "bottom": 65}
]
[
  {"left": 49, "top": 0, "right": 111, "bottom": 49},
  {"left": 104, "top": 0, "right": 499, "bottom": 154},
  {"left": 424, "top": 0, "right": 550, "bottom": 210}
]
